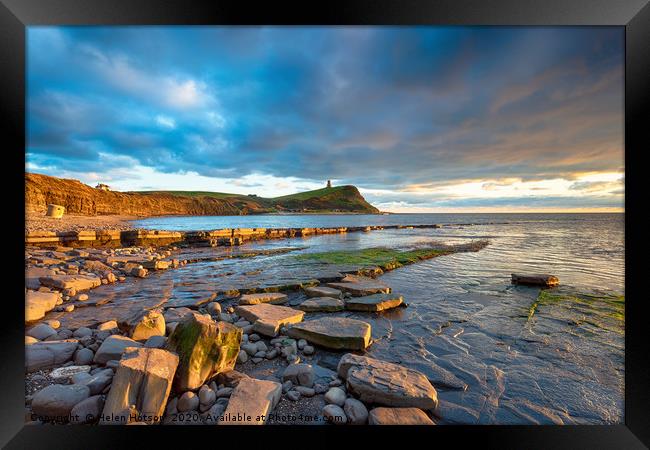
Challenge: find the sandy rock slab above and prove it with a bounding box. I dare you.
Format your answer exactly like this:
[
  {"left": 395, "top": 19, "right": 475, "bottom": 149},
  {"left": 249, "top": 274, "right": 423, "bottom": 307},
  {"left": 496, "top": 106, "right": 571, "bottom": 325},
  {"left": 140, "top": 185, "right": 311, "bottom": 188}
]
[
  {"left": 345, "top": 293, "right": 403, "bottom": 312},
  {"left": 337, "top": 353, "right": 438, "bottom": 410},
  {"left": 39, "top": 274, "right": 102, "bottom": 291},
  {"left": 26, "top": 339, "right": 79, "bottom": 372},
  {"left": 238, "top": 292, "right": 288, "bottom": 305},
  {"left": 297, "top": 297, "right": 345, "bottom": 312},
  {"left": 326, "top": 275, "right": 391, "bottom": 297},
  {"left": 166, "top": 312, "right": 241, "bottom": 390},
  {"left": 303, "top": 286, "right": 342, "bottom": 299},
  {"left": 101, "top": 347, "right": 179, "bottom": 424},
  {"left": 234, "top": 304, "right": 304, "bottom": 337},
  {"left": 368, "top": 407, "right": 435, "bottom": 425},
  {"left": 287, "top": 317, "right": 371, "bottom": 350},
  {"left": 219, "top": 378, "right": 282, "bottom": 425},
  {"left": 25, "top": 290, "right": 60, "bottom": 323}
]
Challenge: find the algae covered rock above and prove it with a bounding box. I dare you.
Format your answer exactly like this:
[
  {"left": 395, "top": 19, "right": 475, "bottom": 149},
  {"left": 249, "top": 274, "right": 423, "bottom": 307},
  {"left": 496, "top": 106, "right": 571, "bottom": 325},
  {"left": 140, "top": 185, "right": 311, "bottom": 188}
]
[{"left": 166, "top": 312, "right": 242, "bottom": 391}]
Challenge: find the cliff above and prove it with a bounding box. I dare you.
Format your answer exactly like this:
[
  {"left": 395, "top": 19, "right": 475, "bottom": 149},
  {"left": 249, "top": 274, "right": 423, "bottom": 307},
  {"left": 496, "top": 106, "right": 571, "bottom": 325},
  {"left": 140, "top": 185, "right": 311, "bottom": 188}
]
[{"left": 25, "top": 173, "right": 380, "bottom": 216}]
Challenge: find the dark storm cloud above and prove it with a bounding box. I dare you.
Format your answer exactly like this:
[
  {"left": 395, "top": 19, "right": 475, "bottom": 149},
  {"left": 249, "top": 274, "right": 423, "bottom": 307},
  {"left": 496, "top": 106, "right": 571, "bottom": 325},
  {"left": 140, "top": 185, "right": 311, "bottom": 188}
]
[{"left": 27, "top": 26, "right": 623, "bottom": 208}]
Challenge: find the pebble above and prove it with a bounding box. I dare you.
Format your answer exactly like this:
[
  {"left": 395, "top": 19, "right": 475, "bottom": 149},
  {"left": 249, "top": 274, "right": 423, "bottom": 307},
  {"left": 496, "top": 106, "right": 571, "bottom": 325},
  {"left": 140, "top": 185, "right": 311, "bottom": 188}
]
[
  {"left": 237, "top": 350, "right": 248, "bottom": 364},
  {"left": 73, "top": 327, "right": 93, "bottom": 338},
  {"left": 329, "top": 379, "right": 343, "bottom": 387},
  {"left": 64, "top": 305, "right": 75, "bottom": 312},
  {"left": 265, "top": 349, "right": 278, "bottom": 359},
  {"left": 216, "top": 387, "right": 233, "bottom": 398},
  {"left": 297, "top": 339, "right": 307, "bottom": 350},
  {"left": 322, "top": 404, "right": 347, "bottom": 425},
  {"left": 177, "top": 391, "right": 199, "bottom": 412},
  {"left": 77, "top": 294, "right": 89, "bottom": 301},
  {"left": 286, "top": 391, "right": 301, "bottom": 402},
  {"left": 249, "top": 334, "right": 261, "bottom": 342},
  {"left": 294, "top": 386, "right": 315, "bottom": 397},
  {"left": 198, "top": 385, "right": 216, "bottom": 406},
  {"left": 324, "top": 387, "right": 346, "bottom": 406},
  {"left": 255, "top": 341, "right": 268, "bottom": 352},
  {"left": 251, "top": 357, "right": 263, "bottom": 364},
  {"left": 242, "top": 343, "right": 258, "bottom": 356},
  {"left": 27, "top": 324, "right": 57, "bottom": 341},
  {"left": 314, "top": 384, "right": 328, "bottom": 394},
  {"left": 254, "top": 351, "right": 266, "bottom": 358},
  {"left": 282, "top": 381, "right": 293, "bottom": 393},
  {"left": 74, "top": 348, "right": 94, "bottom": 365},
  {"left": 302, "top": 345, "right": 315, "bottom": 355},
  {"left": 344, "top": 398, "right": 369, "bottom": 425}
]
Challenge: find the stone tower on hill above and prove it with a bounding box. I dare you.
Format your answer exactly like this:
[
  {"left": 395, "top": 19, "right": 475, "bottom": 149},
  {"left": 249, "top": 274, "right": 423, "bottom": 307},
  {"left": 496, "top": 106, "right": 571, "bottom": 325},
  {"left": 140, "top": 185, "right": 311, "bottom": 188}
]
[{"left": 327, "top": 180, "right": 332, "bottom": 188}]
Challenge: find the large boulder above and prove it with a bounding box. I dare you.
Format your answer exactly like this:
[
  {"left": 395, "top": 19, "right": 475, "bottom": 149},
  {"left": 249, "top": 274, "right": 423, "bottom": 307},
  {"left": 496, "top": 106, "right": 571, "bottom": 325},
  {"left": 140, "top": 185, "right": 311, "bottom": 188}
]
[
  {"left": 238, "top": 292, "right": 288, "bottom": 305},
  {"left": 165, "top": 312, "right": 241, "bottom": 391},
  {"left": 219, "top": 378, "right": 282, "bottom": 425},
  {"left": 233, "top": 304, "right": 304, "bottom": 337},
  {"left": 368, "top": 407, "right": 435, "bottom": 425},
  {"left": 31, "top": 384, "right": 90, "bottom": 420},
  {"left": 93, "top": 335, "right": 143, "bottom": 365},
  {"left": 25, "top": 339, "right": 79, "bottom": 372},
  {"left": 118, "top": 308, "right": 165, "bottom": 341},
  {"left": 337, "top": 354, "right": 438, "bottom": 410},
  {"left": 287, "top": 317, "right": 371, "bottom": 350},
  {"left": 25, "top": 290, "right": 60, "bottom": 322},
  {"left": 101, "top": 347, "right": 179, "bottom": 424}
]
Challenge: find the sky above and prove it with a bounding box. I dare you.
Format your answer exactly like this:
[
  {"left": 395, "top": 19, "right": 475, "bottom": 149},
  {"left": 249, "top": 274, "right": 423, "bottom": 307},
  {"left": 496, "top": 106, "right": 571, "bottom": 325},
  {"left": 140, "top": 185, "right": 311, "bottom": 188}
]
[{"left": 26, "top": 26, "right": 624, "bottom": 212}]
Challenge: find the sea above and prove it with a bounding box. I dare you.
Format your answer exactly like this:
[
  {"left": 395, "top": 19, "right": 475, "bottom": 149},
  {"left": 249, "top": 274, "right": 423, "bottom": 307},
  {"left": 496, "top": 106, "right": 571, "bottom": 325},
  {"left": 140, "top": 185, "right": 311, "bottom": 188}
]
[{"left": 117, "top": 213, "right": 625, "bottom": 423}]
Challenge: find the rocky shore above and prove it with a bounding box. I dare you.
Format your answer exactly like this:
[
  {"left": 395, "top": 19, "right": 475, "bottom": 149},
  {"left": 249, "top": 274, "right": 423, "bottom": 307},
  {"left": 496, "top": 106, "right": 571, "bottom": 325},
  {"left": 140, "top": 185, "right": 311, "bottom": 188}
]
[
  {"left": 26, "top": 212, "right": 136, "bottom": 233},
  {"left": 23, "top": 229, "right": 490, "bottom": 426}
]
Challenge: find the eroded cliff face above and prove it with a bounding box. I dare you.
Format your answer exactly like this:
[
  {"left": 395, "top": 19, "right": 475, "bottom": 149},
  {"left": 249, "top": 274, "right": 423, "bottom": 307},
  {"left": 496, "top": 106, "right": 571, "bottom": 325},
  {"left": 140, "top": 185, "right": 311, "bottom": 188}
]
[
  {"left": 25, "top": 173, "right": 265, "bottom": 216},
  {"left": 25, "top": 173, "right": 379, "bottom": 216}
]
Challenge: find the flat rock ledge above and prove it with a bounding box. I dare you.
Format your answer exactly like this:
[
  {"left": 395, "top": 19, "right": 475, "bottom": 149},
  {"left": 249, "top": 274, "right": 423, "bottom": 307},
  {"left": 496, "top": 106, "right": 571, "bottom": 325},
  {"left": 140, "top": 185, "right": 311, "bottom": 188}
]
[
  {"left": 238, "top": 292, "right": 288, "bottom": 305},
  {"left": 326, "top": 275, "right": 391, "bottom": 297},
  {"left": 303, "top": 286, "right": 342, "bottom": 299},
  {"left": 234, "top": 304, "right": 304, "bottom": 337},
  {"left": 511, "top": 273, "right": 559, "bottom": 287},
  {"left": 219, "top": 377, "right": 282, "bottom": 425},
  {"left": 345, "top": 293, "right": 403, "bottom": 312},
  {"left": 337, "top": 353, "right": 438, "bottom": 410},
  {"left": 287, "top": 317, "right": 371, "bottom": 350},
  {"left": 298, "top": 297, "right": 345, "bottom": 312},
  {"left": 368, "top": 407, "right": 435, "bottom": 425}
]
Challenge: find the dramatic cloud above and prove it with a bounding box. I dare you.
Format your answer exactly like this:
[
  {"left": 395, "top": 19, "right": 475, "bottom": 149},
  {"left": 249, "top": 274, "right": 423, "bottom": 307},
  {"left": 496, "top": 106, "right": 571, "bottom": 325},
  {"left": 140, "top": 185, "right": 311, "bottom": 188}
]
[{"left": 26, "top": 26, "right": 624, "bottom": 211}]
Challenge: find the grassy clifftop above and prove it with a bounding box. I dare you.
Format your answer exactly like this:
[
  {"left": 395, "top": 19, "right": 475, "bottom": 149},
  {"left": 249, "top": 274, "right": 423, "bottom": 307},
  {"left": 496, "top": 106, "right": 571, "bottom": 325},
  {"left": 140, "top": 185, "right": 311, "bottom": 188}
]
[{"left": 25, "top": 173, "right": 379, "bottom": 216}]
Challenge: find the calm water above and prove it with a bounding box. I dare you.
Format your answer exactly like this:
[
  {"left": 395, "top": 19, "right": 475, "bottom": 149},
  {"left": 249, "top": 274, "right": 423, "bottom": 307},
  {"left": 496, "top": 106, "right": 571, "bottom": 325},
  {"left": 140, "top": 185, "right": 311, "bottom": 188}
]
[{"left": 56, "top": 213, "right": 625, "bottom": 424}]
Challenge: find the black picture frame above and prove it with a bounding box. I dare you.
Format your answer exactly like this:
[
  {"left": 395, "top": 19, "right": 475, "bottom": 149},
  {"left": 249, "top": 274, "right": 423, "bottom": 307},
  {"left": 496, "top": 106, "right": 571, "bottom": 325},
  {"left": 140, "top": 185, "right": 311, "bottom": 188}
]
[{"left": 1, "top": 0, "right": 648, "bottom": 448}]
